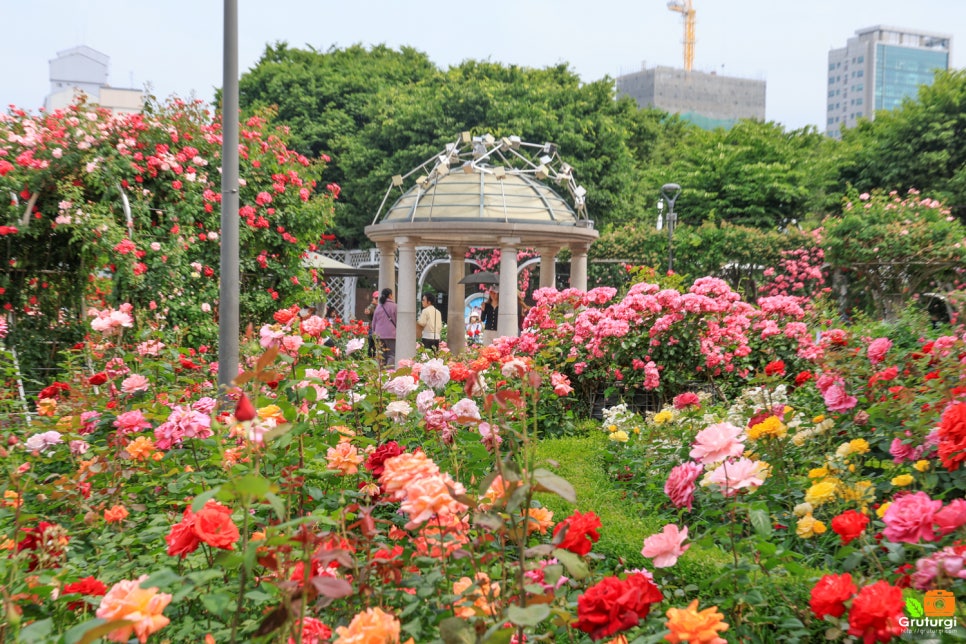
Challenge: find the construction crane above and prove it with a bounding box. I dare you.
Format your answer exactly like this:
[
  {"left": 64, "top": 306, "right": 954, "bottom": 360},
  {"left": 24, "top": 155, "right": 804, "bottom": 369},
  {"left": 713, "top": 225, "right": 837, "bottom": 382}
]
[{"left": 667, "top": 0, "right": 695, "bottom": 72}]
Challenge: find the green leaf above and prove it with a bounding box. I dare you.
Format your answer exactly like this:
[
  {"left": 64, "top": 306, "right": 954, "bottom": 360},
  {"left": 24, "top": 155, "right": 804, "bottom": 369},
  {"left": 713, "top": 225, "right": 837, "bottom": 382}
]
[
  {"left": 19, "top": 618, "right": 53, "bottom": 640},
  {"left": 906, "top": 597, "right": 925, "bottom": 618},
  {"left": 201, "top": 590, "right": 234, "bottom": 618},
  {"left": 64, "top": 618, "right": 134, "bottom": 644},
  {"left": 552, "top": 548, "right": 590, "bottom": 580},
  {"left": 439, "top": 616, "right": 476, "bottom": 644},
  {"left": 749, "top": 506, "right": 772, "bottom": 538},
  {"left": 190, "top": 487, "right": 219, "bottom": 512},
  {"left": 139, "top": 568, "right": 182, "bottom": 589},
  {"left": 507, "top": 603, "right": 551, "bottom": 627},
  {"left": 532, "top": 468, "right": 577, "bottom": 503}
]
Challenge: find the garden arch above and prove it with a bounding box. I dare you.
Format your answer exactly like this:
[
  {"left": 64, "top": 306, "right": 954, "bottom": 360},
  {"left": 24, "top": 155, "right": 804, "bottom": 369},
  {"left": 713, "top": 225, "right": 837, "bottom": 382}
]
[{"left": 365, "top": 133, "right": 598, "bottom": 363}]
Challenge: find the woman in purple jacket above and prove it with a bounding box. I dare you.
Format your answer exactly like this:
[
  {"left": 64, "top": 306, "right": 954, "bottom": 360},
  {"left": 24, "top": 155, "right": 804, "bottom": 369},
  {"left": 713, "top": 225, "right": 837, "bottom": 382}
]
[{"left": 370, "top": 288, "right": 397, "bottom": 367}]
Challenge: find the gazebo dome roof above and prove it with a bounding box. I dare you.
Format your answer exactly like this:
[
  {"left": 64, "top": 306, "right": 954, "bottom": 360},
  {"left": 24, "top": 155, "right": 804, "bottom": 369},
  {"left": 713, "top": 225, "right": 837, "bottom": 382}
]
[{"left": 381, "top": 169, "right": 578, "bottom": 225}]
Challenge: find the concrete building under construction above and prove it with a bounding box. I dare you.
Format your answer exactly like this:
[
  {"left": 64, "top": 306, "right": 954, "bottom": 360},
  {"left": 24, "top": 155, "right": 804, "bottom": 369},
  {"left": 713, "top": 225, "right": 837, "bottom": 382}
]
[{"left": 616, "top": 65, "right": 766, "bottom": 130}]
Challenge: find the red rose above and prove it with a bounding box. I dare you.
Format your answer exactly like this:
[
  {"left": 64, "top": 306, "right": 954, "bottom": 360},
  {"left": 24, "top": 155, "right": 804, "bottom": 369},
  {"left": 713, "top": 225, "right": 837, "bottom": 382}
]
[
  {"left": 88, "top": 372, "right": 108, "bottom": 386},
  {"left": 809, "top": 573, "right": 857, "bottom": 619},
  {"left": 847, "top": 580, "right": 906, "bottom": 641},
  {"left": 764, "top": 360, "right": 785, "bottom": 376},
  {"left": 193, "top": 500, "right": 240, "bottom": 550},
  {"left": 794, "top": 371, "right": 813, "bottom": 387},
  {"left": 165, "top": 510, "right": 201, "bottom": 558},
  {"left": 831, "top": 509, "right": 869, "bottom": 545},
  {"left": 37, "top": 382, "right": 71, "bottom": 400},
  {"left": 234, "top": 394, "right": 257, "bottom": 421},
  {"left": 573, "top": 573, "right": 663, "bottom": 640},
  {"left": 365, "top": 441, "right": 405, "bottom": 478},
  {"left": 553, "top": 510, "right": 602, "bottom": 556},
  {"left": 938, "top": 402, "right": 966, "bottom": 472},
  {"left": 63, "top": 576, "right": 108, "bottom": 610}
]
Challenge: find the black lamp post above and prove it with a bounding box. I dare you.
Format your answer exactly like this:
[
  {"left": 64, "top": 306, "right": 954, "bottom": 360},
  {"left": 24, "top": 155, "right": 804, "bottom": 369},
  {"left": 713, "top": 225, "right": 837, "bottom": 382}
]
[{"left": 660, "top": 183, "right": 681, "bottom": 273}]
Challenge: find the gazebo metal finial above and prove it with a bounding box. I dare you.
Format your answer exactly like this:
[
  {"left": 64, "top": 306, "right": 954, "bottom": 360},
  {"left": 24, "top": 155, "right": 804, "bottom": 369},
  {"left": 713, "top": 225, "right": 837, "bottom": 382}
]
[{"left": 372, "top": 132, "right": 590, "bottom": 225}]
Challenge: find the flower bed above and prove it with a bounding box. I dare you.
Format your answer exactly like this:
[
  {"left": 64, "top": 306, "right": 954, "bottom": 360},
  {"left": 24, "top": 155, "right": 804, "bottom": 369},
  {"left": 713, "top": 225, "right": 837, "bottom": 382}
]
[{"left": 1, "top": 285, "right": 965, "bottom": 642}]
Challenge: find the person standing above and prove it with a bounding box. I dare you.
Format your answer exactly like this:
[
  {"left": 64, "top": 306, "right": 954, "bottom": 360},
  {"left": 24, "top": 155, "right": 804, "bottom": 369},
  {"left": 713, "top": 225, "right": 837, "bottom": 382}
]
[
  {"left": 370, "top": 288, "right": 397, "bottom": 367},
  {"left": 517, "top": 290, "right": 531, "bottom": 332},
  {"left": 364, "top": 290, "right": 379, "bottom": 358},
  {"left": 416, "top": 292, "right": 443, "bottom": 353},
  {"left": 480, "top": 286, "right": 499, "bottom": 345}
]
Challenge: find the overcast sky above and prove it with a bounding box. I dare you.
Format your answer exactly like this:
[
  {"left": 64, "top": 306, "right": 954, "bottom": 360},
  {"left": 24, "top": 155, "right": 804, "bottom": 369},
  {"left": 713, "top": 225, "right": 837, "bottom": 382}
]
[{"left": 1, "top": 0, "right": 963, "bottom": 132}]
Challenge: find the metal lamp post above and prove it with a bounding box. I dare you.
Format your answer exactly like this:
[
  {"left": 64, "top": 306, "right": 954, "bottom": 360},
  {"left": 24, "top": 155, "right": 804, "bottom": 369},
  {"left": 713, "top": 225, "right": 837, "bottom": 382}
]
[{"left": 660, "top": 183, "right": 681, "bottom": 273}]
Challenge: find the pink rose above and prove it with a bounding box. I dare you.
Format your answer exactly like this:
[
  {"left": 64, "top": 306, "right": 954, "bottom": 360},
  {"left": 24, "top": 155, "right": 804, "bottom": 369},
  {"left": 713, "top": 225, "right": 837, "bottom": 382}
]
[
  {"left": 641, "top": 524, "right": 689, "bottom": 568},
  {"left": 689, "top": 422, "right": 745, "bottom": 465},
  {"left": 882, "top": 491, "right": 941, "bottom": 544},
  {"left": 664, "top": 461, "right": 703, "bottom": 510},
  {"left": 866, "top": 337, "right": 892, "bottom": 365},
  {"left": 822, "top": 384, "right": 857, "bottom": 413}
]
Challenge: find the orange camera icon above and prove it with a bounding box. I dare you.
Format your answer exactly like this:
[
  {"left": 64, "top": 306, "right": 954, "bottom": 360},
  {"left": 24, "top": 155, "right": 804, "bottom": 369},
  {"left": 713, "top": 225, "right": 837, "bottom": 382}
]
[{"left": 924, "top": 589, "right": 956, "bottom": 617}]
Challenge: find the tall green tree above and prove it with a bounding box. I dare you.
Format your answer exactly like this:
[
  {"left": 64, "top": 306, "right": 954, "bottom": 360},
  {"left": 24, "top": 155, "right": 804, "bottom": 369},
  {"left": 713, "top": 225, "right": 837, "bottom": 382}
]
[
  {"left": 838, "top": 69, "right": 966, "bottom": 220},
  {"left": 638, "top": 119, "right": 838, "bottom": 230}
]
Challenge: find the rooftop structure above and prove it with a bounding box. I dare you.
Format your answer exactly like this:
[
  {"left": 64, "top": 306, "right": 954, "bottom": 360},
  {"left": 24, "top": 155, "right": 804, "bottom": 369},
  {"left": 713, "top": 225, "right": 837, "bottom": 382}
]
[
  {"left": 616, "top": 65, "right": 765, "bottom": 130},
  {"left": 826, "top": 25, "right": 951, "bottom": 138}
]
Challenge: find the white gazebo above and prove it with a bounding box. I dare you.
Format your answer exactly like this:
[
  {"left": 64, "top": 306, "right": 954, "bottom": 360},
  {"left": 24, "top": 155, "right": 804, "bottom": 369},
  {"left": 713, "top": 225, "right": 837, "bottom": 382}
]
[{"left": 364, "top": 132, "right": 598, "bottom": 363}]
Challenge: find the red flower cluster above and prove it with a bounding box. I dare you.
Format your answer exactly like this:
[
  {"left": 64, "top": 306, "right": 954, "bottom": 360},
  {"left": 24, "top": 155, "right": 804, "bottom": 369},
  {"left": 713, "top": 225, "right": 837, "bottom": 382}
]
[
  {"left": 938, "top": 402, "right": 966, "bottom": 471},
  {"left": 847, "top": 580, "right": 906, "bottom": 641},
  {"left": 831, "top": 510, "right": 869, "bottom": 545},
  {"left": 573, "top": 573, "right": 663, "bottom": 640},
  {"left": 62, "top": 576, "right": 108, "bottom": 610},
  {"left": 165, "top": 500, "right": 240, "bottom": 557},
  {"left": 37, "top": 381, "right": 71, "bottom": 399},
  {"left": 365, "top": 441, "right": 405, "bottom": 479},
  {"left": 764, "top": 360, "right": 786, "bottom": 376},
  {"left": 552, "top": 510, "right": 602, "bottom": 556},
  {"left": 809, "top": 573, "right": 856, "bottom": 619}
]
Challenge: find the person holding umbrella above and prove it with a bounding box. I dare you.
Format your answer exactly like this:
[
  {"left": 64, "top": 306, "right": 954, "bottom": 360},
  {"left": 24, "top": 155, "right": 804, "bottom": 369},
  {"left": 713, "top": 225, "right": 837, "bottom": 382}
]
[{"left": 480, "top": 286, "right": 499, "bottom": 345}]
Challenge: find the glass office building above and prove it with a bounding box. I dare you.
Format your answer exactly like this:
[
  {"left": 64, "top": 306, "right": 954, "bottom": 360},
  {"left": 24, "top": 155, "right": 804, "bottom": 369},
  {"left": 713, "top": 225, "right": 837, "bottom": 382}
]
[{"left": 826, "top": 26, "right": 950, "bottom": 138}]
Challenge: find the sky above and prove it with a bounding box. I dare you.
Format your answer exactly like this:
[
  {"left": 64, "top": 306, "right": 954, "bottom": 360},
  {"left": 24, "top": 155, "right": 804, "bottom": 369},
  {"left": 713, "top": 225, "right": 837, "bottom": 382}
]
[{"left": 1, "top": 0, "right": 964, "bottom": 132}]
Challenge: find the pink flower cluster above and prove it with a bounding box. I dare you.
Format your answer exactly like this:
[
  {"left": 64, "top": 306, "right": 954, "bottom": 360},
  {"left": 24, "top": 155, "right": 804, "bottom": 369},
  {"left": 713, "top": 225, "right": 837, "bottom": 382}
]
[
  {"left": 882, "top": 492, "right": 966, "bottom": 544},
  {"left": 378, "top": 451, "right": 467, "bottom": 529}
]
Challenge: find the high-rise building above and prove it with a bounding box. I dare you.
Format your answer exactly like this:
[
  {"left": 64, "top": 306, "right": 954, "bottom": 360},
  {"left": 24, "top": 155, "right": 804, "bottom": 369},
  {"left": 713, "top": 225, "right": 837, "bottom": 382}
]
[
  {"left": 826, "top": 26, "right": 951, "bottom": 138},
  {"left": 45, "top": 46, "right": 144, "bottom": 114},
  {"left": 616, "top": 65, "right": 766, "bottom": 130}
]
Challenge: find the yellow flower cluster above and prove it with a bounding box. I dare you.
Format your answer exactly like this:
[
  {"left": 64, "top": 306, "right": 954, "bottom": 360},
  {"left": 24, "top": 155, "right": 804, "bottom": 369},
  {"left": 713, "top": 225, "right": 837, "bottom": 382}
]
[
  {"left": 836, "top": 438, "right": 870, "bottom": 458},
  {"left": 653, "top": 409, "right": 675, "bottom": 425},
  {"left": 747, "top": 416, "right": 787, "bottom": 441},
  {"left": 804, "top": 479, "right": 839, "bottom": 507},
  {"left": 796, "top": 513, "right": 827, "bottom": 538}
]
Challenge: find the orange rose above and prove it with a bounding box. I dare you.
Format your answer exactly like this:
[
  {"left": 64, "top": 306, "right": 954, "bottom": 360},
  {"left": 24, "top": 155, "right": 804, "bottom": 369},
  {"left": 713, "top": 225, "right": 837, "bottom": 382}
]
[
  {"left": 665, "top": 600, "right": 729, "bottom": 643},
  {"left": 104, "top": 505, "right": 129, "bottom": 523},
  {"left": 333, "top": 607, "right": 412, "bottom": 644},
  {"left": 193, "top": 500, "right": 240, "bottom": 550},
  {"left": 95, "top": 575, "right": 171, "bottom": 643}
]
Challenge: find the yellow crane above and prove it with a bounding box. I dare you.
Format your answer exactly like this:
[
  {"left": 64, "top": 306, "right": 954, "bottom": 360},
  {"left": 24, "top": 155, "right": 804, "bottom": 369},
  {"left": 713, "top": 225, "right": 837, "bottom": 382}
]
[{"left": 667, "top": 0, "right": 695, "bottom": 72}]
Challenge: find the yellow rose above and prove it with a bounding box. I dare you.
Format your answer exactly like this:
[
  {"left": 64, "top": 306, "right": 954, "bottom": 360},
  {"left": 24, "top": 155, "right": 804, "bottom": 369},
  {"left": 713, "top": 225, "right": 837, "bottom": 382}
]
[
  {"left": 653, "top": 410, "right": 674, "bottom": 425},
  {"left": 796, "top": 514, "right": 827, "bottom": 539},
  {"left": 849, "top": 439, "right": 870, "bottom": 454},
  {"left": 913, "top": 460, "right": 930, "bottom": 472},
  {"left": 808, "top": 466, "right": 829, "bottom": 479},
  {"left": 805, "top": 480, "right": 839, "bottom": 506},
  {"left": 891, "top": 474, "right": 914, "bottom": 487},
  {"left": 609, "top": 430, "right": 629, "bottom": 443}
]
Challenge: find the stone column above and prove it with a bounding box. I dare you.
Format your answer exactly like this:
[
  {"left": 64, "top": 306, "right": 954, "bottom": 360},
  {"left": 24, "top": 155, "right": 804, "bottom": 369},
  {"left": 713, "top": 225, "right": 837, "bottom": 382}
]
[
  {"left": 377, "top": 241, "right": 396, "bottom": 294},
  {"left": 395, "top": 238, "right": 417, "bottom": 365},
  {"left": 569, "top": 242, "right": 591, "bottom": 291},
  {"left": 497, "top": 238, "right": 520, "bottom": 338},
  {"left": 537, "top": 246, "right": 560, "bottom": 289},
  {"left": 447, "top": 245, "right": 467, "bottom": 356}
]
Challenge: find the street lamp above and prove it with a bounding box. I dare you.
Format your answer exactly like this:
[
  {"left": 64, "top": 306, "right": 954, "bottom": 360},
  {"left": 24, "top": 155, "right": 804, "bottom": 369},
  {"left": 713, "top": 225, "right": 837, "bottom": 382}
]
[{"left": 660, "top": 183, "right": 681, "bottom": 273}]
